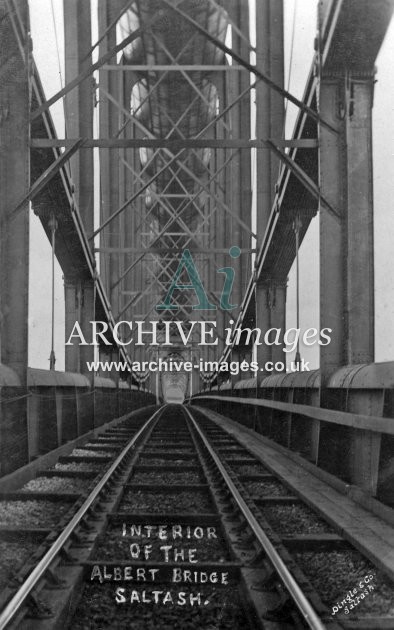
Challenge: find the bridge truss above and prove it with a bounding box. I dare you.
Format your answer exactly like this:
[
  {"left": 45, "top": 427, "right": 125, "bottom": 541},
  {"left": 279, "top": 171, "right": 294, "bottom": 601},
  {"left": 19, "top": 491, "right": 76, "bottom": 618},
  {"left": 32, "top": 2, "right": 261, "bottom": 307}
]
[{"left": 1, "top": 0, "right": 394, "bottom": 401}]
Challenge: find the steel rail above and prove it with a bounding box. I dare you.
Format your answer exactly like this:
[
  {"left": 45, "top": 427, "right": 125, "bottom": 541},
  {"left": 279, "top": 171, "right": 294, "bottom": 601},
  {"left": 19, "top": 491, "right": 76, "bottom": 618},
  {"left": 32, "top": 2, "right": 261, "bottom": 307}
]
[
  {"left": 184, "top": 407, "right": 327, "bottom": 630},
  {"left": 0, "top": 406, "right": 165, "bottom": 630}
]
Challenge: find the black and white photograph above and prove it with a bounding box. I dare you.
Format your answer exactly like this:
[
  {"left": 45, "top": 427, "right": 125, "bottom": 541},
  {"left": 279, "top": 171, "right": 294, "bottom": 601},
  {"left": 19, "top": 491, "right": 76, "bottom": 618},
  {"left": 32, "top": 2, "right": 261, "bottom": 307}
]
[{"left": 1, "top": 0, "right": 394, "bottom": 627}]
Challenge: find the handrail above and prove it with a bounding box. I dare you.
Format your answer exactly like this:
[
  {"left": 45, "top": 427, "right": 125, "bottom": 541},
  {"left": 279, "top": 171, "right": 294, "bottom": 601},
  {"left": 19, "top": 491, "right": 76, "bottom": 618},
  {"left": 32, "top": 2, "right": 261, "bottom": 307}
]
[
  {"left": 191, "top": 394, "right": 394, "bottom": 436},
  {"left": 185, "top": 407, "right": 326, "bottom": 630},
  {"left": 0, "top": 406, "right": 165, "bottom": 629}
]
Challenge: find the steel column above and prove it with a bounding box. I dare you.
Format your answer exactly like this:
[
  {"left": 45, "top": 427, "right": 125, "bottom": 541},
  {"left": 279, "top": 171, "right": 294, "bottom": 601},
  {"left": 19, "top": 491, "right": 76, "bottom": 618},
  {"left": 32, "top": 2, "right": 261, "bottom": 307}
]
[
  {"left": 319, "top": 71, "right": 375, "bottom": 378},
  {"left": 0, "top": 0, "right": 30, "bottom": 472},
  {"left": 63, "top": 0, "right": 94, "bottom": 235},
  {"left": 0, "top": 1, "right": 30, "bottom": 381},
  {"left": 269, "top": 0, "right": 284, "bottom": 186},
  {"left": 63, "top": 0, "right": 95, "bottom": 375},
  {"left": 345, "top": 75, "right": 375, "bottom": 364},
  {"left": 98, "top": 0, "right": 123, "bottom": 308},
  {"left": 234, "top": 0, "right": 252, "bottom": 302},
  {"left": 228, "top": 0, "right": 252, "bottom": 306},
  {"left": 318, "top": 76, "right": 346, "bottom": 386},
  {"left": 255, "top": 0, "right": 285, "bottom": 370}
]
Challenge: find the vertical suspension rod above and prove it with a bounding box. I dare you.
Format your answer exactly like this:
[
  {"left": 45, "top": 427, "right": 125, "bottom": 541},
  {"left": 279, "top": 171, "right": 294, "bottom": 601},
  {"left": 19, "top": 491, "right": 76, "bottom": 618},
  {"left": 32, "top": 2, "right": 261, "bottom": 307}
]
[{"left": 49, "top": 214, "right": 58, "bottom": 370}]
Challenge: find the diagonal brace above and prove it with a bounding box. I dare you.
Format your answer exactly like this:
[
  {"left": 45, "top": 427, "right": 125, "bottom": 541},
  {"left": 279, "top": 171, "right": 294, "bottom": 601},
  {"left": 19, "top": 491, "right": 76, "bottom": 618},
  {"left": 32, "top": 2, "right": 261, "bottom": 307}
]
[
  {"left": 9, "top": 140, "right": 84, "bottom": 219},
  {"left": 266, "top": 140, "right": 340, "bottom": 221}
]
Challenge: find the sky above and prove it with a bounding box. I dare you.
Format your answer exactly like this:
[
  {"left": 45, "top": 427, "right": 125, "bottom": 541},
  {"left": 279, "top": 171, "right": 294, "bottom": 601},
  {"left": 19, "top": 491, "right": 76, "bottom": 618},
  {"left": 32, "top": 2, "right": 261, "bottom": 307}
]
[{"left": 28, "top": 1, "right": 394, "bottom": 372}]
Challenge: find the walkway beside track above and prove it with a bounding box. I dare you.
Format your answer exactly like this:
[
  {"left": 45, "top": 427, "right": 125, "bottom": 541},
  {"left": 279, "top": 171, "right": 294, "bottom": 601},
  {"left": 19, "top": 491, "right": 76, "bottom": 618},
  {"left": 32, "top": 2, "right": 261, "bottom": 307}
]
[{"left": 193, "top": 406, "right": 394, "bottom": 581}]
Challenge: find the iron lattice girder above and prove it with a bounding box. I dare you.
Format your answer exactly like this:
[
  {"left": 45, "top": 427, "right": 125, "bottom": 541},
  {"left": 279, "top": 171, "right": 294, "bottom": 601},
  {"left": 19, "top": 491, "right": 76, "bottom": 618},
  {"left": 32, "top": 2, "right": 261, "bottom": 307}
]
[
  {"left": 25, "top": 0, "right": 327, "bottom": 304},
  {"left": 118, "top": 30, "right": 229, "bottom": 144},
  {"left": 147, "top": 96, "right": 223, "bottom": 177},
  {"left": 120, "top": 239, "right": 202, "bottom": 311},
  {"left": 121, "top": 157, "right": 206, "bottom": 241},
  {"left": 135, "top": 29, "right": 226, "bottom": 139},
  {"left": 104, "top": 71, "right": 217, "bottom": 232},
  {"left": 125, "top": 33, "right": 202, "bottom": 136},
  {"left": 130, "top": 0, "right": 226, "bottom": 136},
  {"left": 120, "top": 157, "right": 207, "bottom": 235},
  {"left": 161, "top": 0, "right": 336, "bottom": 134},
  {"left": 108, "top": 168, "right": 239, "bottom": 300},
  {"left": 116, "top": 232, "right": 223, "bottom": 320},
  {"left": 90, "top": 144, "right": 255, "bottom": 238},
  {"left": 29, "top": 0, "right": 187, "bottom": 120},
  {"left": 120, "top": 156, "right": 203, "bottom": 228},
  {"left": 28, "top": 0, "right": 332, "bottom": 131},
  {"left": 28, "top": 0, "right": 332, "bottom": 352},
  {"left": 110, "top": 149, "right": 237, "bottom": 293},
  {"left": 119, "top": 253, "right": 197, "bottom": 314},
  {"left": 102, "top": 64, "right": 248, "bottom": 71},
  {"left": 148, "top": 29, "right": 232, "bottom": 137},
  {"left": 92, "top": 148, "right": 185, "bottom": 239},
  {"left": 92, "top": 65, "right": 255, "bottom": 238},
  {"left": 86, "top": 0, "right": 136, "bottom": 60},
  {"left": 96, "top": 247, "right": 255, "bottom": 254},
  {"left": 31, "top": 138, "right": 318, "bottom": 149}
]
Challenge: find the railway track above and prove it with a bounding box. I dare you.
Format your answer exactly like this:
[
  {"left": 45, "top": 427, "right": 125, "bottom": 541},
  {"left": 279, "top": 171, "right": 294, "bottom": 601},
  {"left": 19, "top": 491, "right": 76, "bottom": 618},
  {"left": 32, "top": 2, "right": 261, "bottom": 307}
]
[{"left": 0, "top": 405, "right": 393, "bottom": 629}]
